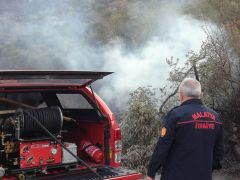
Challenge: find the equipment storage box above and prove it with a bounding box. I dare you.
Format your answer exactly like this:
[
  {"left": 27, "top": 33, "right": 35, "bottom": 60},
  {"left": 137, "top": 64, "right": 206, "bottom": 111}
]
[{"left": 62, "top": 142, "right": 77, "bottom": 164}]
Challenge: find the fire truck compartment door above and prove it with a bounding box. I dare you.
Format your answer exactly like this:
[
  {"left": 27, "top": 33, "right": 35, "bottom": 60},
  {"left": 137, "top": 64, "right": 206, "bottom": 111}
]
[{"left": 0, "top": 70, "right": 113, "bottom": 87}]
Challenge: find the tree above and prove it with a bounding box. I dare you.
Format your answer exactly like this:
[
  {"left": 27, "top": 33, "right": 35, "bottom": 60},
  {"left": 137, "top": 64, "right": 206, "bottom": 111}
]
[
  {"left": 186, "top": 0, "right": 240, "bottom": 57},
  {"left": 120, "top": 87, "right": 160, "bottom": 173}
]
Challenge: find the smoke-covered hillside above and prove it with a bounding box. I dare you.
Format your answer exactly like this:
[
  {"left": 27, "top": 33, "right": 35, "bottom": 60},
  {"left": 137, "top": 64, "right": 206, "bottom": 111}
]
[
  {"left": 119, "top": 0, "right": 240, "bottom": 178},
  {"left": 0, "top": 0, "right": 210, "bottom": 110}
]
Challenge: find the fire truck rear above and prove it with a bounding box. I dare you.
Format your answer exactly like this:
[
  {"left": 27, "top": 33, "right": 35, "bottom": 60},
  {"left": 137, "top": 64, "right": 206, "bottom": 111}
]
[{"left": 0, "top": 70, "right": 143, "bottom": 180}]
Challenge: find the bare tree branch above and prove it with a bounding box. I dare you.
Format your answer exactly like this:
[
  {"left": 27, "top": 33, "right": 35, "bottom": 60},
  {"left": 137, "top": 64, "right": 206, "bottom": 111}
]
[{"left": 158, "top": 66, "right": 194, "bottom": 115}]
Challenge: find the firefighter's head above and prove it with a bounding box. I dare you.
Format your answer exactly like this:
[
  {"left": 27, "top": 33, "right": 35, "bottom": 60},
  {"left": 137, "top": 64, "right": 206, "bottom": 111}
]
[{"left": 179, "top": 78, "right": 202, "bottom": 103}]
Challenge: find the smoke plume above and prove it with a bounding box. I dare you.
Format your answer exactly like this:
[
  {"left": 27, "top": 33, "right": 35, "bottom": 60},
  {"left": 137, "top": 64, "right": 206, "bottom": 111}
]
[{"left": 0, "top": 0, "right": 208, "bottom": 110}]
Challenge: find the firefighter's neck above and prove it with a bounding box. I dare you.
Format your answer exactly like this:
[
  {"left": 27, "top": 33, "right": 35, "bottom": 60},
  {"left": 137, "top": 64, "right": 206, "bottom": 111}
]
[{"left": 180, "top": 95, "right": 200, "bottom": 104}]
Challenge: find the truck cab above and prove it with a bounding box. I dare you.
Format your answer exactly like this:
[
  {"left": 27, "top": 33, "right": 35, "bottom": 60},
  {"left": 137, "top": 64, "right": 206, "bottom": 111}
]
[{"left": 0, "top": 70, "right": 142, "bottom": 180}]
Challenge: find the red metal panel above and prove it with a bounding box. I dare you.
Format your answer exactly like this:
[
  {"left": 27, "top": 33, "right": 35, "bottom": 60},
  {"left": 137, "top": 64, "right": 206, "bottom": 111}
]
[
  {"left": 19, "top": 141, "right": 62, "bottom": 169},
  {"left": 108, "top": 173, "right": 143, "bottom": 180},
  {"left": 82, "top": 87, "right": 122, "bottom": 167}
]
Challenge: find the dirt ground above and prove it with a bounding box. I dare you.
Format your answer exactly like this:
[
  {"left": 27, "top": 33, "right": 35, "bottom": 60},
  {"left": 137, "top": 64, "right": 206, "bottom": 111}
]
[
  {"left": 151, "top": 171, "right": 240, "bottom": 180},
  {"left": 212, "top": 172, "right": 239, "bottom": 180}
]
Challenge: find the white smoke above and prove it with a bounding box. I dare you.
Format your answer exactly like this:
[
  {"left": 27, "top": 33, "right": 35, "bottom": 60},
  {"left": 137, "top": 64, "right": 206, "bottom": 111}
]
[
  {"left": 98, "top": 1, "right": 207, "bottom": 110},
  {"left": 0, "top": 0, "right": 208, "bottom": 111}
]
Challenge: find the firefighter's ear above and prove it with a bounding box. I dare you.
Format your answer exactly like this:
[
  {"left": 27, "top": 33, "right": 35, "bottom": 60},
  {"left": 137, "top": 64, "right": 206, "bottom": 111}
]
[
  {"left": 179, "top": 92, "right": 183, "bottom": 103},
  {"left": 200, "top": 92, "right": 203, "bottom": 98},
  {"left": 160, "top": 127, "right": 167, "bottom": 137}
]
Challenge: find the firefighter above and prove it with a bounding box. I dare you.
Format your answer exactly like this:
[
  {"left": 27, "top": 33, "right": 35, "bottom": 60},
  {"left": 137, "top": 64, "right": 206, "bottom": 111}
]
[{"left": 146, "top": 78, "right": 224, "bottom": 180}]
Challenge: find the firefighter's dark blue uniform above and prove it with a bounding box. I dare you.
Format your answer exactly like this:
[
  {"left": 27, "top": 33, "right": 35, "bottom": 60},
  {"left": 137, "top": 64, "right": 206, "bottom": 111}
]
[{"left": 147, "top": 99, "right": 224, "bottom": 180}]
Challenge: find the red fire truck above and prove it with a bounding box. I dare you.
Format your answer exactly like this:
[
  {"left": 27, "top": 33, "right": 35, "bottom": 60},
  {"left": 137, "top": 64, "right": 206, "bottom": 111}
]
[{"left": 0, "top": 70, "right": 143, "bottom": 180}]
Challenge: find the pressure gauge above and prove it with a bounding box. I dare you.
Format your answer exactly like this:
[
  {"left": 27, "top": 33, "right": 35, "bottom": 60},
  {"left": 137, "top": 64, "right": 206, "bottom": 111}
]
[{"left": 51, "top": 148, "right": 58, "bottom": 155}]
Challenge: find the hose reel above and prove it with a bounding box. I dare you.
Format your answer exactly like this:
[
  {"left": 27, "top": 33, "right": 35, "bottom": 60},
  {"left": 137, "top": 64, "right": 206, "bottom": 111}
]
[{"left": 14, "top": 107, "right": 63, "bottom": 140}]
